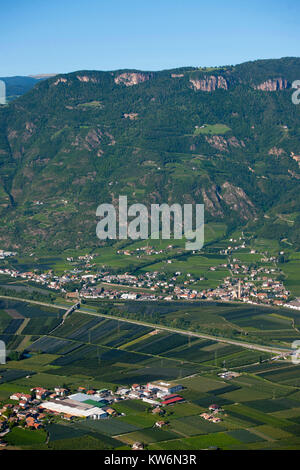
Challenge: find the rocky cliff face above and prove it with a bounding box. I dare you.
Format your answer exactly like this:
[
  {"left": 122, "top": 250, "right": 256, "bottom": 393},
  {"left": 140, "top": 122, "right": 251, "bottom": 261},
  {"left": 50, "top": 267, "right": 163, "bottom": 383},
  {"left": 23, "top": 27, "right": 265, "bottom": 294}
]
[
  {"left": 205, "top": 135, "right": 229, "bottom": 152},
  {"left": 205, "top": 135, "right": 245, "bottom": 152},
  {"left": 201, "top": 186, "right": 224, "bottom": 217},
  {"left": 190, "top": 75, "right": 228, "bottom": 91},
  {"left": 76, "top": 75, "right": 99, "bottom": 83},
  {"left": 221, "top": 182, "right": 256, "bottom": 219},
  {"left": 254, "top": 78, "right": 290, "bottom": 91},
  {"left": 201, "top": 182, "right": 256, "bottom": 220},
  {"left": 291, "top": 153, "right": 300, "bottom": 166},
  {"left": 52, "top": 77, "right": 68, "bottom": 86},
  {"left": 268, "top": 147, "right": 286, "bottom": 157},
  {"left": 114, "top": 72, "right": 151, "bottom": 86}
]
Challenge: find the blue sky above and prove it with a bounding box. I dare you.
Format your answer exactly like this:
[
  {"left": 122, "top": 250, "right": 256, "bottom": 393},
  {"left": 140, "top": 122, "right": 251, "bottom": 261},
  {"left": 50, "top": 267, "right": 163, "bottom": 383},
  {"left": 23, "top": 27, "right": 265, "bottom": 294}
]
[{"left": 1, "top": 0, "right": 300, "bottom": 76}]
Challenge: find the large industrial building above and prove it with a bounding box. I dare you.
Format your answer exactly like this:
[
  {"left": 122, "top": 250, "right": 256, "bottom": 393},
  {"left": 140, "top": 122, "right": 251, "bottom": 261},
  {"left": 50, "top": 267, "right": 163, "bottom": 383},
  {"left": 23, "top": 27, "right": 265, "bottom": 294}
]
[
  {"left": 147, "top": 381, "right": 183, "bottom": 395},
  {"left": 40, "top": 398, "right": 108, "bottom": 419}
]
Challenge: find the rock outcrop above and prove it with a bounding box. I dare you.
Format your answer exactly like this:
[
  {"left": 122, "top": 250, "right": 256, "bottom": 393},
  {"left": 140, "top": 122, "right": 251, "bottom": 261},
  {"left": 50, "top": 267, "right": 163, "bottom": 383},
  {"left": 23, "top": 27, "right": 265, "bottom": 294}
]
[
  {"left": 221, "top": 182, "right": 256, "bottom": 219},
  {"left": 52, "top": 77, "right": 67, "bottom": 86},
  {"left": 76, "top": 75, "right": 99, "bottom": 83},
  {"left": 291, "top": 153, "right": 300, "bottom": 166},
  {"left": 268, "top": 147, "right": 286, "bottom": 157},
  {"left": 114, "top": 72, "right": 151, "bottom": 86},
  {"left": 228, "top": 136, "right": 245, "bottom": 148},
  {"left": 201, "top": 182, "right": 256, "bottom": 220},
  {"left": 190, "top": 75, "right": 228, "bottom": 91},
  {"left": 201, "top": 186, "right": 224, "bottom": 217},
  {"left": 205, "top": 136, "right": 228, "bottom": 152},
  {"left": 205, "top": 135, "right": 245, "bottom": 152},
  {"left": 254, "top": 78, "right": 290, "bottom": 91},
  {"left": 70, "top": 128, "right": 115, "bottom": 153},
  {"left": 123, "top": 113, "right": 139, "bottom": 120}
]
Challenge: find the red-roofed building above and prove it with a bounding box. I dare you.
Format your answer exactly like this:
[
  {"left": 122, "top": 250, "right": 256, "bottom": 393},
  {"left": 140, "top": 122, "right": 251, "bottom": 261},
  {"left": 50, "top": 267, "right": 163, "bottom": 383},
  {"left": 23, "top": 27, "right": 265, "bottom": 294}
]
[
  {"left": 132, "top": 384, "right": 141, "bottom": 390},
  {"left": 19, "top": 400, "right": 29, "bottom": 408},
  {"left": 155, "top": 420, "right": 167, "bottom": 428},
  {"left": 161, "top": 394, "right": 180, "bottom": 401},
  {"left": 25, "top": 417, "right": 35, "bottom": 427},
  {"left": 161, "top": 396, "right": 184, "bottom": 406},
  {"left": 209, "top": 404, "right": 220, "bottom": 412},
  {"left": 54, "top": 388, "right": 68, "bottom": 396},
  {"left": 10, "top": 393, "right": 31, "bottom": 402}
]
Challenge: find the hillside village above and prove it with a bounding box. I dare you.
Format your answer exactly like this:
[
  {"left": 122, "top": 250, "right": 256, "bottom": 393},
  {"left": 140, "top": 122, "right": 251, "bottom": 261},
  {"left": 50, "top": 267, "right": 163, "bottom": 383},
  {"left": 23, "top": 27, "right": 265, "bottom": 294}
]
[{"left": 0, "top": 244, "right": 298, "bottom": 310}]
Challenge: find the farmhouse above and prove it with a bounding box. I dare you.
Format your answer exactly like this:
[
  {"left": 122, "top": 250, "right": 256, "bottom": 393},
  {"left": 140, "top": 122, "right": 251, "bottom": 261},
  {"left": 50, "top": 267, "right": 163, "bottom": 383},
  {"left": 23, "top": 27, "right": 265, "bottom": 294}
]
[
  {"left": 152, "top": 406, "right": 164, "bottom": 415},
  {"left": 155, "top": 420, "right": 167, "bottom": 428},
  {"left": 10, "top": 393, "right": 32, "bottom": 402},
  {"left": 200, "top": 412, "right": 222, "bottom": 423},
  {"left": 105, "top": 407, "right": 117, "bottom": 416},
  {"left": 26, "top": 417, "right": 42, "bottom": 429},
  {"left": 31, "top": 387, "right": 49, "bottom": 400},
  {"left": 211, "top": 416, "right": 222, "bottom": 423},
  {"left": 132, "top": 441, "right": 144, "bottom": 450},
  {"left": 218, "top": 371, "right": 240, "bottom": 380},
  {"left": 54, "top": 387, "right": 68, "bottom": 396},
  {"left": 200, "top": 413, "right": 212, "bottom": 420},
  {"left": 209, "top": 404, "right": 221, "bottom": 412}
]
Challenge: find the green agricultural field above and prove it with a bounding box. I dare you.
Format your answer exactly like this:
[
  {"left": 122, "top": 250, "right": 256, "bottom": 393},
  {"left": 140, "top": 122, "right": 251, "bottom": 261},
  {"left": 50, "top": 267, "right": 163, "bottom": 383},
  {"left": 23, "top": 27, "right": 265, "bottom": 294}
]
[
  {"left": 170, "top": 415, "right": 226, "bottom": 436},
  {"left": 260, "top": 365, "right": 300, "bottom": 387},
  {"left": 243, "top": 398, "right": 299, "bottom": 413},
  {"left": 161, "top": 402, "right": 205, "bottom": 419},
  {"left": 4, "top": 427, "right": 47, "bottom": 448},
  {"left": 227, "top": 429, "right": 265, "bottom": 444},
  {"left": 149, "top": 432, "right": 241, "bottom": 450},
  {"left": 281, "top": 257, "right": 300, "bottom": 296},
  {"left": 1, "top": 298, "right": 300, "bottom": 450},
  {"left": 76, "top": 417, "right": 140, "bottom": 436},
  {"left": 251, "top": 425, "right": 294, "bottom": 440},
  {"left": 48, "top": 435, "right": 119, "bottom": 450},
  {"left": 194, "top": 124, "right": 231, "bottom": 135},
  {"left": 225, "top": 404, "right": 291, "bottom": 428},
  {"left": 118, "top": 427, "right": 179, "bottom": 445},
  {"left": 141, "top": 254, "right": 229, "bottom": 280}
]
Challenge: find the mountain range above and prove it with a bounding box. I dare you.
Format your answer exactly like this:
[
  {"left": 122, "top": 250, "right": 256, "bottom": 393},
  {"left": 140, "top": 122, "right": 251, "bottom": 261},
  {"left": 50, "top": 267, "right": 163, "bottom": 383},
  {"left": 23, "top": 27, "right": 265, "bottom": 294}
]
[
  {"left": 0, "top": 57, "right": 299, "bottom": 251},
  {"left": 0, "top": 75, "right": 56, "bottom": 101}
]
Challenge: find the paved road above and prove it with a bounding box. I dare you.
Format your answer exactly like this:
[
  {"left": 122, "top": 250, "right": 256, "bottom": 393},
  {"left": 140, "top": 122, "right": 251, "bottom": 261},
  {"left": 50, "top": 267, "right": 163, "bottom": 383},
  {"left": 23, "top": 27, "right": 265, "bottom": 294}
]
[
  {"left": 49, "top": 301, "right": 81, "bottom": 334},
  {"left": 0, "top": 294, "right": 292, "bottom": 356}
]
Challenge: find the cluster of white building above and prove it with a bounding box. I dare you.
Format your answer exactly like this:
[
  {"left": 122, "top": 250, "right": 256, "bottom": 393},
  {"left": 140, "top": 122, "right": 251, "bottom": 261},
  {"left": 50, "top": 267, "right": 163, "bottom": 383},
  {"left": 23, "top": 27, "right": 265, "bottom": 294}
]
[
  {"left": 40, "top": 392, "right": 113, "bottom": 419},
  {"left": 0, "top": 250, "right": 17, "bottom": 259}
]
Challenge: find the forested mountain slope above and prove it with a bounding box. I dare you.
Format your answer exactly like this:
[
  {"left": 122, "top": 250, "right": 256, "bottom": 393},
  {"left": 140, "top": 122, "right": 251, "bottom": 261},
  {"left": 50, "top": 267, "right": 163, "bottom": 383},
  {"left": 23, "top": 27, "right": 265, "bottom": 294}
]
[{"left": 0, "top": 58, "right": 299, "bottom": 251}]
